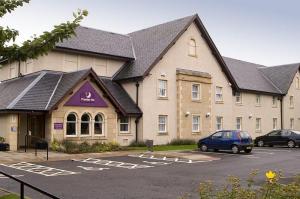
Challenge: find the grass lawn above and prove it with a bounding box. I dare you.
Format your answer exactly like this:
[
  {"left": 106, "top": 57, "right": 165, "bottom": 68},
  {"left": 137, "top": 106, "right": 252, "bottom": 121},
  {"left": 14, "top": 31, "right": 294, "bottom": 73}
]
[
  {"left": 124, "top": 144, "right": 197, "bottom": 151},
  {"left": 0, "top": 194, "right": 20, "bottom": 199}
]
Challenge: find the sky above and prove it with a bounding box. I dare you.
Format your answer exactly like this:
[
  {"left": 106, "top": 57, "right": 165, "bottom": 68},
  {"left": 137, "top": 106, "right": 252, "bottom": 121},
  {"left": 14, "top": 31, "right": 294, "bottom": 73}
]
[{"left": 2, "top": 0, "right": 300, "bottom": 66}]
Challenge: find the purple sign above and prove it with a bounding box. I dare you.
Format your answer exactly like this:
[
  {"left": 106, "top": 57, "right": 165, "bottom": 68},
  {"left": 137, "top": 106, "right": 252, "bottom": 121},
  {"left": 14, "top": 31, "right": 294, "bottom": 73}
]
[
  {"left": 64, "top": 81, "right": 108, "bottom": 107},
  {"left": 54, "top": 123, "right": 63, "bottom": 130}
]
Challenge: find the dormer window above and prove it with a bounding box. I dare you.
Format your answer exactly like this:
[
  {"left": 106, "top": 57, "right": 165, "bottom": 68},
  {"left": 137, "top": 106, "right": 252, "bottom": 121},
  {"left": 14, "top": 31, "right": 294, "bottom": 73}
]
[{"left": 188, "top": 39, "right": 197, "bottom": 57}]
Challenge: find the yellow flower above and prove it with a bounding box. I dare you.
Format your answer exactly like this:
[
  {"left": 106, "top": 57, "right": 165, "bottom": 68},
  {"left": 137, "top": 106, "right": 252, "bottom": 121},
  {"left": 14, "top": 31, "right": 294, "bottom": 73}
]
[{"left": 265, "top": 170, "right": 276, "bottom": 181}]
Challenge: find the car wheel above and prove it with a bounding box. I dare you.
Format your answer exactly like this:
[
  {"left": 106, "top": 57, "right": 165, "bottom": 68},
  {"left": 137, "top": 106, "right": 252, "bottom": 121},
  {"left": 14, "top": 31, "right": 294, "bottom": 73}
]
[
  {"left": 244, "top": 149, "right": 252, "bottom": 153},
  {"left": 231, "top": 145, "right": 240, "bottom": 154},
  {"left": 287, "top": 140, "right": 295, "bottom": 148},
  {"left": 200, "top": 144, "right": 208, "bottom": 152},
  {"left": 257, "top": 140, "right": 264, "bottom": 147}
]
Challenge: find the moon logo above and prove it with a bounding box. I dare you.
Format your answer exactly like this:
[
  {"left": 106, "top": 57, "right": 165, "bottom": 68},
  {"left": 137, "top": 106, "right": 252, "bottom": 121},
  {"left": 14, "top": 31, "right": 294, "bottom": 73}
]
[{"left": 86, "top": 92, "right": 92, "bottom": 99}]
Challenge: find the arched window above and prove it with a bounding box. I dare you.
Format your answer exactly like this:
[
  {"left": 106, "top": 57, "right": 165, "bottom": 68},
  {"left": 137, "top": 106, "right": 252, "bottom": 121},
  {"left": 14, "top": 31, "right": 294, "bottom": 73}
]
[
  {"left": 81, "top": 113, "right": 91, "bottom": 135},
  {"left": 189, "top": 39, "right": 197, "bottom": 56},
  {"left": 94, "top": 114, "right": 104, "bottom": 135},
  {"left": 66, "top": 113, "right": 77, "bottom": 136}
]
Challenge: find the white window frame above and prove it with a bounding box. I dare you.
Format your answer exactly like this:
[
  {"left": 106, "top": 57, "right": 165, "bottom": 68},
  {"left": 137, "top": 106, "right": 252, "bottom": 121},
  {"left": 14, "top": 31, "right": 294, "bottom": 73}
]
[
  {"left": 215, "top": 86, "right": 223, "bottom": 102},
  {"left": 273, "top": 118, "right": 278, "bottom": 130},
  {"left": 216, "top": 116, "right": 223, "bottom": 131},
  {"left": 289, "top": 96, "right": 294, "bottom": 108},
  {"left": 256, "top": 95, "right": 261, "bottom": 106},
  {"left": 158, "top": 115, "right": 168, "bottom": 133},
  {"left": 192, "top": 115, "right": 201, "bottom": 133},
  {"left": 158, "top": 79, "right": 168, "bottom": 98},
  {"left": 235, "top": 92, "right": 242, "bottom": 104},
  {"left": 191, "top": 83, "right": 201, "bottom": 101},
  {"left": 119, "top": 117, "right": 130, "bottom": 134},
  {"left": 255, "top": 118, "right": 261, "bottom": 131},
  {"left": 188, "top": 38, "right": 197, "bottom": 57},
  {"left": 80, "top": 113, "right": 91, "bottom": 137},
  {"left": 290, "top": 118, "right": 294, "bottom": 129},
  {"left": 94, "top": 114, "right": 104, "bottom": 136},
  {"left": 236, "top": 117, "right": 242, "bottom": 130},
  {"left": 66, "top": 112, "right": 77, "bottom": 137}
]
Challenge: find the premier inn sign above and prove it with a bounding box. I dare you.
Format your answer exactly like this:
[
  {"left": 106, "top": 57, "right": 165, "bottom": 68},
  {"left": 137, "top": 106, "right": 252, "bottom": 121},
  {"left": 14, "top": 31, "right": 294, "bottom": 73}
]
[{"left": 65, "top": 81, "right": 108, "bottom": 107}]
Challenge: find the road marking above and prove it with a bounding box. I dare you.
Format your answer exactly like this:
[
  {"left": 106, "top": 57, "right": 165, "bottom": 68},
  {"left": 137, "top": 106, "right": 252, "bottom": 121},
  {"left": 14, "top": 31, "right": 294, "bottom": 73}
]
[
  {"left": 0, "top": 162, "right": 78, "bottom": 177},
  {"left": 254, "top": 148, "right": 292, "bottom": 152},
  {"left": 242, "top": 155, "right": 260, "bottom": 159},
  {"left": 73, "top": 158, "right": 154, "bottom": 169},
  {"left": 0, "top": 174, "right": 24, "bottom": 179},
  {"left": 142, "top": 161, "right": 173, "bottom": 165},
  {"left": 77, "top": 166, "right": 110, "bottom": 171},
  {"left": 129, "top": 153, "right": 212, "bottom": 164},
  {"left": 253, "top": 151, "right": 274, "bottom": 155}
]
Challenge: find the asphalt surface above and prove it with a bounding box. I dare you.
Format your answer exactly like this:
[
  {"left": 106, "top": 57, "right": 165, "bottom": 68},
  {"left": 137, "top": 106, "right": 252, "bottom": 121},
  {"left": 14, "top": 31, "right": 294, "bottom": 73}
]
[{"left": 0, "top": 147, "right": 300, "bottom": 199}]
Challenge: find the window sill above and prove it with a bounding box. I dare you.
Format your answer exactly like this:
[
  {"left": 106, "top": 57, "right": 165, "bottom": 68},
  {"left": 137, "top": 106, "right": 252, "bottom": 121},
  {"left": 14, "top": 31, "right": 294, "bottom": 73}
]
[
  {"left": 118, "top": 133, "right": 133, "bottom": 136},
  {"left": 158, "top": 132, "right": 168, "bottom": 136},
  {"left": 289, "top": 107, "right": 294, "bottom": 109},
  {"left": 157, "top": 96, "right": 168, "bottom": 100},
  {"left": 272, "top": 106, "right": 278, "bottom": 108},
  {"left": 255, "top": 130, "right": 262, "bottom": 133},
  {"left": 255, "top": 105, "right": 261, "bottom": 107},
  {"left": 188, "top": 54, "right": 197, "bottom": 58},
  {"left": 192, "top": 131, "right": 201, "bottom": 135},
  {"left": 65, "top": 135, "right": 77, "bottom": 138},
  {"left": 192, "top": 99, "right": 202, "bottom": 103},
  {"left": 79, "top": 135, "right": 92, "bottom": 137},
  {"left": 215, "top": 101, "right": 224, "bottom": 104},
  {"left": 235, "top": 103, "right": 243, "bottom": 106}
]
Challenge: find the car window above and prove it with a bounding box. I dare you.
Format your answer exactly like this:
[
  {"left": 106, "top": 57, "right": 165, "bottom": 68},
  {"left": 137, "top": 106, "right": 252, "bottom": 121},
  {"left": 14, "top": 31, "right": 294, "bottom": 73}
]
[
  {"left": 212, "top": 132, "right": 222, "bottom": 139},
  {"left": 240, "top": 131, "right": 250, "bottom": 138},
  {"left": 282, "top": 131, "right": 291, "bottom": 137},
  {"left": 222, "top": 131, "right": 233, "bottom": 139},
  {"left": 268, "top": 130, "right": 281, "bottom": 136},
  {"left": 292, "top": 131, "right": 300, "bottom": 135}
]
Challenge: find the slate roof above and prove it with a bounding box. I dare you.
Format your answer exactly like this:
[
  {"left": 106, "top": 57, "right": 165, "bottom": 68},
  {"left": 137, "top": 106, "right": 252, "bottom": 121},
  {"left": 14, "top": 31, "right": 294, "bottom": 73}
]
[
  {"left": 223, "top": 57, "right": 300, "bottom": 95},
  {"left": 55, "top": 26, "right": 135, "bottom": 60},
  {"left": 99, "top": 77, "right": 142, "bottom": 115},
  {"left": 0, "top": 69, "right": 141, "bottom": 116}
]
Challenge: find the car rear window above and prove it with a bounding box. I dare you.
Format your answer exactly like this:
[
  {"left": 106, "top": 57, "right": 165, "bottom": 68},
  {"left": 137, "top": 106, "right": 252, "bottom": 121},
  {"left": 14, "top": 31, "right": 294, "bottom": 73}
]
[{"left": 239, "top": 131, "right": 250, "bottom": 138}]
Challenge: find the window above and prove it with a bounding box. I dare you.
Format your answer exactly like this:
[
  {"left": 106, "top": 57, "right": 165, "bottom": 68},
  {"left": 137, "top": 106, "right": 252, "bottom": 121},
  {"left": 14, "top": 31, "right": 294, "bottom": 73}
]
[
  {"left": 212, "top": 131, "right": 222, "bottom": 139},
  {"left": 272, "top": 96, "right": 277, "bottom": 107},
  {"left": 66, "top": 113, "right": 77, "bottom": 136},
  {"left": 255, "top": 118, "right": 261, "bottom": 131},
  {"left": 296, "top": 77, "right": 300, "bottom": 89},
  {"left": 273, "top": 118, "right": 278, "bottom": 130},
  {"left": 235, "top": 92, "right": 242, "bottom": 104},
  {"left": 158, "top": 115, "right": 167, "bottom": 133},
  {"left": 289, "top": 96, "right": 294, "bottom": 108},
  {"left": 119, "top": 117, "right": 129, "bottom": 133},
  {"left": 236, "top": 117, "right": 242, "bottom": 130},
  {"left": 94, "top": 114, "right": 104, "bottom": 135},
  {"left": 215, "top": 86, "right": 223, "bottom": 102},
  {"left": 188, "top": 39, "right": 196, "bottom": 56},
  {"left": 256, "top": 95, "right": 261, "bottom": 106},
  {"left": 222, "top": 131, "right": 233, "bottom": 139},
  {"left": 216, "top": 116, "right": 223, "bottom": 130},
  {"left": 192, "top": 115, "right": 200, "bottom": 132},
  {"left": 81, "top": 113, "right": 90, "bottom": 135},
  {"left": 158, "top": 80, "right": 167, "bottom": 98},
  {"left": 268, "top": 130, "right": 281, "bottom": 136},
  {"left": 192, "top": 84, "right": 200, "bottom": 100},
  {"left": 290, "top": 118, "right": 294, "bottom": 129}
]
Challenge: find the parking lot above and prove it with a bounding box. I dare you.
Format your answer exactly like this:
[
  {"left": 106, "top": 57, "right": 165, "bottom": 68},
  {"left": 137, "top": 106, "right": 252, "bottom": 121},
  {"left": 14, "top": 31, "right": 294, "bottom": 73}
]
[{"left": 0, "top": 147, "right": 300, "bottom": 199}]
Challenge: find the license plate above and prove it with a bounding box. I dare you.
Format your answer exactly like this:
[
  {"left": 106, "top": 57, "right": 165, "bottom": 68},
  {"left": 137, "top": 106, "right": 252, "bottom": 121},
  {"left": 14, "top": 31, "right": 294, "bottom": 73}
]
[{"left": 246, "top": 146, "right": 252, "bottom": 149}]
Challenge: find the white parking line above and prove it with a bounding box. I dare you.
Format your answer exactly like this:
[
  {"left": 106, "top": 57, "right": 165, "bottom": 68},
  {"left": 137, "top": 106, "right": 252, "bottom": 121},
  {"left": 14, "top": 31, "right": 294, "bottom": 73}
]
[
  {"left": 77, "top": 166, "right": 110, "bottom": 171},
  {"left": 254, "top": 148, "right": 292, "bottom": 152},
  {"left": 0, "top": 174, "right": 24, "bottom": 179},
  {"left": 0, "top": 162, "right": 79, "bottom": 177},
  {"left": 129, "top": 153, "right": 212, "bottom": 164},
  {"left": 142, "top": 161, "right": 173, "bottom": 165},
  {"left": 73, "top": 158, "right": 154, "bottom": 169}
]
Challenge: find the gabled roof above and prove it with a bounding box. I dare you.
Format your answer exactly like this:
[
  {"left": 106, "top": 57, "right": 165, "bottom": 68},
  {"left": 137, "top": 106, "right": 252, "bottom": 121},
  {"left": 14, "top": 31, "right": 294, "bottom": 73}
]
[
  {"left": 223, "top": 57, "right": 300, "bottom": 95},
  {"left": 113, "top": 15, "right": 238, "bottom": 89},
  {"left": 55, "top": 26, "right": 135, "bottom": 60},
  {"left": 0, "top": 69, "right": 142, "bottom": 116},
  {"left": 259, "top": 63, "right": 300, "bottom": 94}
]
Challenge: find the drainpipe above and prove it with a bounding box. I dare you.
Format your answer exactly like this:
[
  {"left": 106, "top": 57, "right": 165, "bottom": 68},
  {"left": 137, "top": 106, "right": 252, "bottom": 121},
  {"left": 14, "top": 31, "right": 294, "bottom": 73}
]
[
  {"left": 280, "top": 96, "right": 283, "bottom": 129},
  {"left": 18, "top": 60, "right": 21, "bottom": 77},
  {"left": 135, "top": 82, "right": 140, "bottom": 143}
]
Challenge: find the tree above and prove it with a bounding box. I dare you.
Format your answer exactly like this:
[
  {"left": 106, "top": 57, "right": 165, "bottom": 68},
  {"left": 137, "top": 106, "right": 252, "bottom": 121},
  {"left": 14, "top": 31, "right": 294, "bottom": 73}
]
[{"left": 0, "top": 0, "right": 88, "bottom": 66}]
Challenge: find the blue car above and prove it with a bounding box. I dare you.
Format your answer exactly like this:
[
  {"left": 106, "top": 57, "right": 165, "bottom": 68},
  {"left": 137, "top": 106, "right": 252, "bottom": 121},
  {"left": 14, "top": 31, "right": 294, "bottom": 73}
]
[{"left": 198, "top": 130, "right": 253, "bottom": 154}]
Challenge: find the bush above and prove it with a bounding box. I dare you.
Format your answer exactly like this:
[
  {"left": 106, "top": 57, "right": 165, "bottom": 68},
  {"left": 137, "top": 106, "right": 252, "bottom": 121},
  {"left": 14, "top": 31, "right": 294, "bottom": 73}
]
[
  {"left": 197, "top": 170, "right": 300, "bottom": 199},
  {"left": 0, "top": 136, "right": 5, "bottom": 143},
  {"left": 129, "top": 140, "right": 147, "bottom": 147},
  {"left": 168, "top": 139, "right": 196, "bottom": 145},
  {"left": 52, "top": 140, "right": 121, "bottom": 154}
]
